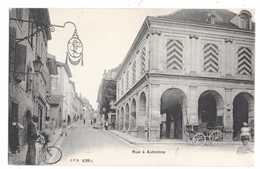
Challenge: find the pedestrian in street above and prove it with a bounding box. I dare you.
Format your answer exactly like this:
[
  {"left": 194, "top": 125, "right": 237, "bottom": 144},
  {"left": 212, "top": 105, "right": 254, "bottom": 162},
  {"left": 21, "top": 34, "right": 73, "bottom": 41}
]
[
  {"left": 236, "top": 135, "right": 254, "bottom": 154},
  {"left": 83, "top": 118, "right": 85, "bottom": 125},
  {"left": 240, "top": 122, "right": 251, "bottom": 139},
  {"left": 61, "top": 120, "right": 67, "bottom": 136},
  {"left": 26, "top": 115, "right": 40, "bottom": 165},
  {"left": 50, "top": 118, "right": 56, "bottom": 134},
  {"left": 43, "top": 116, "right": 52, "bottom": 146},
  {"left": 104, "top": 120, "right": 109, "bottom": 130},
  {"left": 9, "top": 116, "right": 23, "bottom": 154}
]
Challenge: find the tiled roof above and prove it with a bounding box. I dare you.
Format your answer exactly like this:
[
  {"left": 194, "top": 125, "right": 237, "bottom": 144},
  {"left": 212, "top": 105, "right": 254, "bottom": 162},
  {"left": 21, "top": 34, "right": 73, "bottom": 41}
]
[{"left": 150, "top": 9, "right": 254, "bottom": 30}]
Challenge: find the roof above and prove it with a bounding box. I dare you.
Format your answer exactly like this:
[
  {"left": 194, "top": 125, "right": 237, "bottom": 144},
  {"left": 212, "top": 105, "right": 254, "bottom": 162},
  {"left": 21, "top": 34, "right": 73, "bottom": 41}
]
[
  {"left": 104, "top": 64, "right": 122, "bottom": 80},
  {"left": 47, "top": 53, "right": 58, "bottom": 75},
  {"left": 56, "top": 61, "right": 73, "bottom": 78},
  {"left": 50, "top": 94, "right": 64, "bottom": 105},
  {"left": 149, "top": 9, "right": 255, "bottom": 31}
]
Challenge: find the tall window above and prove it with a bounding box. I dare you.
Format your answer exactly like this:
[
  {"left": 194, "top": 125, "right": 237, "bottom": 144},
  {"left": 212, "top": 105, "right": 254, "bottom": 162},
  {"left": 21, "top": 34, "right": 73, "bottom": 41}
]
[
  {"left": 126, "top": 70, "right": 129, "bottom": 91},
  {"left": 237, "top": 47, "right": 252, "bottom": 75},
  {"left": 121, "top": 77, "right": 124, "bottom": 96},
  {"left": 166, "top": 39, "right": 183, "bottom": 70},
  {"left": 140, "top": 48, "right": 146, "bottom": 75},
  {"left": 132, "top": 60, "right": 136, "bottom": 84},
  {"left": 203, "top": 43, "right": 219, "bottom": 73},
  {"left": 28, "top": 12, "right": 35, "bottom": 49}
]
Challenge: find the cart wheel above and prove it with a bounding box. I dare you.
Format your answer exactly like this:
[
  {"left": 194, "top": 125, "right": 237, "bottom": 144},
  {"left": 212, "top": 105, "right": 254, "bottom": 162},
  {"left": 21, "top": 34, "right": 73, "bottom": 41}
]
[
  {"left": 186, "top": 134, "right": 194, "bottom": 144},
  {"left": 193, "top": 133, "right": 206, "bottom": 146},
  {"left": 210, "top": 131, "right": 223, "bottom": 145}
]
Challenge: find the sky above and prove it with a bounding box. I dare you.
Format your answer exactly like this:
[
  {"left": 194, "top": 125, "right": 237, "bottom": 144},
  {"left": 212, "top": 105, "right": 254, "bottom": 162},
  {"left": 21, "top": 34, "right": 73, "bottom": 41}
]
[{"left": 47, "top": 7, "right": 255, "bottom": 110}]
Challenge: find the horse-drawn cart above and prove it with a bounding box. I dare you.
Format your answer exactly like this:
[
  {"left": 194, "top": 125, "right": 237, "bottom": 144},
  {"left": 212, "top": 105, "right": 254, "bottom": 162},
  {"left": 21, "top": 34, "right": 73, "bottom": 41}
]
[{"left": 185, "top": 124, "right": 224, "bottom": 146}]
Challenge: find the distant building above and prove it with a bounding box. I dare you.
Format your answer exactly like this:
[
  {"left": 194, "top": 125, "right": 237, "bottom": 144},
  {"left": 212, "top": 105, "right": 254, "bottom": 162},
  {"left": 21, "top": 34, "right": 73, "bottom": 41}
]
[
  {"left": 97, "top": 64, "right": 121, "bottom": 128},
  {"left": 49, "top": 60, "right": 72, "bottom": 127},
  {"left": 115, "top": 9, "right": 254, "bottom": 141}
]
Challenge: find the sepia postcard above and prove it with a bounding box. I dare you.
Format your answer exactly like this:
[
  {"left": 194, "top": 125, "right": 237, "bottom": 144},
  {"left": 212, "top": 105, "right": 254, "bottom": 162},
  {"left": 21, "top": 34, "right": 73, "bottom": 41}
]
[{"left": 7, "top": 4, "right": 256, "bottom": 167}]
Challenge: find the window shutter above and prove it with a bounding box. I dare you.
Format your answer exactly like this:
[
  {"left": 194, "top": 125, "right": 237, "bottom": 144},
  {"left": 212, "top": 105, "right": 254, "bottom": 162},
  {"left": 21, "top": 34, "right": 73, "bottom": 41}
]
[
  {"left": 15, "top": 44, "right": 27, "bottom": 81},
  {"left": 9, "top": 27, "right": 16, "bottom": 72}
]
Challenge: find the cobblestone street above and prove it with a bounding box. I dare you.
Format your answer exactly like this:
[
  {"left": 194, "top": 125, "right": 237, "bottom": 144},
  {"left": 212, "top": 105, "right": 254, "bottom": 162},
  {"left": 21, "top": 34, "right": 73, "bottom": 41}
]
[{"left": 55, "top": 123, "right": 254, "bottom": 166}]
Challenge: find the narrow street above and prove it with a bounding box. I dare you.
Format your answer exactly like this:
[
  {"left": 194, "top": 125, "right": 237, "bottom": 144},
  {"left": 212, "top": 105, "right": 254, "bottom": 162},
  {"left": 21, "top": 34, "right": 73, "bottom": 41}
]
[
  {"left": 55, "top": 123, "right": 254, "bottom": 166},
  {"left": 56, "top": 123, "right": 139, "bottom": 165}
]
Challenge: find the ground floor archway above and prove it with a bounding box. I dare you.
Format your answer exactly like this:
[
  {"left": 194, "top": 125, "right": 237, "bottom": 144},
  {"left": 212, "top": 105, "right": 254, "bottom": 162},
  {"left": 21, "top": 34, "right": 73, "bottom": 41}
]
[
  {"left": 198, "top": 90, "right": 224, "bottom": 128},
  {"left": 160, "top": 88, "right": 187, "bottom": 139},
  {"left": 233, "top": 92, "right": 254, "bottom": 140}
]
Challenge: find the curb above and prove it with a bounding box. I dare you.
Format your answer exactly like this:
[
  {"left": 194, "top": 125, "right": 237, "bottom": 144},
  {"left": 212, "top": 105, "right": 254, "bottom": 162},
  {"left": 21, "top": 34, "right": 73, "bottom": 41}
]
[
  {"left": 107, "top": 130, "right": 136, "bottom": 144},
  {"left": 107, "top": 130, "right": 255, "bottom": 146}
]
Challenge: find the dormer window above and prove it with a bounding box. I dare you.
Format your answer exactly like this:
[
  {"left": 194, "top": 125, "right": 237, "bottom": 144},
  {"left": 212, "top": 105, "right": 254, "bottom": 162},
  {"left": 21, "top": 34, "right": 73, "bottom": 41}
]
[
  {"left": 208, "top": 15, "right": 216, "bottom": 24},
  {"left": 239, "top": 10, "right": 252, "bottom": 30}
]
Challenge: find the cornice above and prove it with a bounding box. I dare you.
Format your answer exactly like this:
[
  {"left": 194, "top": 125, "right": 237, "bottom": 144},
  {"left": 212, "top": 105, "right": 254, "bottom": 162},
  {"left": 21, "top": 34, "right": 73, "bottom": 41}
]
[
  {"left": 148, "top": 72, "right": 254, "bottom": 85},
  {"left": 147, "top": 17, "right": 255, "bottom": 36}
]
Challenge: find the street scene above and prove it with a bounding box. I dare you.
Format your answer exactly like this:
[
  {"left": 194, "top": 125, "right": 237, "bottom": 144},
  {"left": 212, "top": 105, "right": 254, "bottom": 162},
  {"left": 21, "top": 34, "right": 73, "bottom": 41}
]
[{"left": 8, "top": 6, "right": 255, "bottom": 166}]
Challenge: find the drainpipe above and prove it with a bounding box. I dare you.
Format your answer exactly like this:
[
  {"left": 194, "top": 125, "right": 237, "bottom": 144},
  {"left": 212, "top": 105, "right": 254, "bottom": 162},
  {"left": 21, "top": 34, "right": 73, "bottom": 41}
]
[{"left": 145, "top": 17, "right": 152, "bottom": 141}]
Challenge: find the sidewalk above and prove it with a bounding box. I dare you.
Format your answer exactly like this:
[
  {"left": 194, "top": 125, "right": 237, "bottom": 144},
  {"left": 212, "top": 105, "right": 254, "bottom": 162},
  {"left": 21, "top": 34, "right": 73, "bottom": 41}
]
[
  {"left": 108, "top": 130, "right": 254, "bottom": 146},
  {"left": 8, "top": 121, "right": 81, "bottom": 165}
]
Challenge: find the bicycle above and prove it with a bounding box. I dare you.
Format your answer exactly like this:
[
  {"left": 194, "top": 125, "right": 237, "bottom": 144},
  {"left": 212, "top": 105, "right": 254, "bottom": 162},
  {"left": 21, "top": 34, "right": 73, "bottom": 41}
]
[{"left": 36, "top": 134, "right": 62, "bottom": 165}]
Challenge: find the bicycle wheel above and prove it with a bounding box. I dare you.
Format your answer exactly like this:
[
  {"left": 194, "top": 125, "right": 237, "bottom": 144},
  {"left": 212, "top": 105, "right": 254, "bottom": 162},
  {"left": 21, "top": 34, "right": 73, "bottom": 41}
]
[
  {"left": 209, "top": 130, "right": 224, "bottom": 145},
  {"left": 192, "top": 133, "right": 206, "bottom": 146},
  {"left": 41, "top": 146, "right": 62, "bottom": 164}
]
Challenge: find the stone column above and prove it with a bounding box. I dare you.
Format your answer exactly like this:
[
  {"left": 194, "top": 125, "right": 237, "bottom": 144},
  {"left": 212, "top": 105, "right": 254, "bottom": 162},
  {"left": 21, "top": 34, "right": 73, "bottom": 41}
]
[
  {"left": 188, "top": 85, "right": 199, "bottom": 125},
  {"left": 225, "top": 38, "right": 234, "bottom": 76},
  {"left": 189, "top": 34, "right": 199, "bottom": 74},
  {"left": 150, "top": 30, "right": 161, "bottom": 71},
  {"left": 149, "top": 83, "right": 161, "bottom": 141},
  {"left": 224, "top": 88, "right": 233, "bottom": 141}
]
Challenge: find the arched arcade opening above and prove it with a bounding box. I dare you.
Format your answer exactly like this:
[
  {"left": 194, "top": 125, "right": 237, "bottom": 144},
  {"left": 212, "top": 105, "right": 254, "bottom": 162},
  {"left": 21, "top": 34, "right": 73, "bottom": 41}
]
[
  {"left": 198, "top": 90, "right": 224, "bottom": 128},
  {"left": 160, "top": 88, "right": 188, "bottom": 139},
  {"left": 233, "top": 92, "right": 254, "bottom": 140}
]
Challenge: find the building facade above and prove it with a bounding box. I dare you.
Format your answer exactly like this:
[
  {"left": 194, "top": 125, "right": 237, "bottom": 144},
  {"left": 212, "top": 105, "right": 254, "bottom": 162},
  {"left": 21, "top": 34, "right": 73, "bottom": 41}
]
[
  {"left": 97, "top": 65, "right": 121, "bottom": 128},
  {"left": 115, "top": 9, "right": 254, "bottom": 141},
  {"left": 9, "top": 8, "right": 57, "bottom": 148},
  {"left": 50, "top": 60, "right": 72, "bottom": 127}
]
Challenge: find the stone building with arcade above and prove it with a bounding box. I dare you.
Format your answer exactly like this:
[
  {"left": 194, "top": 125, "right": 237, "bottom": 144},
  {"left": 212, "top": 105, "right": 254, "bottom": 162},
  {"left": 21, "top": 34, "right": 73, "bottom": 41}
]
[{"left": 114, "top": 9, "right": 255, "bottom": 142}]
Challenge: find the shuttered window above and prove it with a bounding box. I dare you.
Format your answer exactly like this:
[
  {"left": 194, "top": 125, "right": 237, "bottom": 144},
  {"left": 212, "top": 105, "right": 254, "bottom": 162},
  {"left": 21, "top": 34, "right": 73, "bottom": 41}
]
[
  {"left": 9, "top": 27, "right": 16, "bottom": 72},
  {"left": 15, "top": 44, "right": 27, "bottom": 81},
  {"left": 132, "top": 60, "right": 136, "bottom": 84},
  {"left": 203, "top": 43, "right": 219, "bottom": 73},
  {"left": 140, "top": 48, "right": 146, "bottom": 75},
  {"left": 166, "top": 39, "right": 184, "bottom": 70},
  {"left": 237, "top": 47, "right": 252, "bottom": 75}
]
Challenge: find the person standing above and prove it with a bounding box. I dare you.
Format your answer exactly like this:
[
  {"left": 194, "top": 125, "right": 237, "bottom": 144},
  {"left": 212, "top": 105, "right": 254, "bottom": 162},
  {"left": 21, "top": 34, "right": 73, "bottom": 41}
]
[
  {"left": 9, "top": 116, "right": 23, "bottom": 154},
  {"left": 43, "top": 116, "right": 52, "bottom": 145},
  {"left": 61, "top": 120, "right": 67, "bottom": 136},
  {"left": 50, "top": 118, "right": 56, "bottom": 134},
  {"left": 26, "top": 115, "right": 39, "bottom": 165}
]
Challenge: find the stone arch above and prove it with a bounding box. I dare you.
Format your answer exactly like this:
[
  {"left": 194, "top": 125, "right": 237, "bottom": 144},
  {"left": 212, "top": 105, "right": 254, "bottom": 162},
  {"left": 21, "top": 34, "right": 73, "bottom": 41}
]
[
  {"left": 125, "top": 103, "right": 130, "bottom": 132},
  {"left": 160, "top": 88, "right": 188, "bottom": 139},
  {"left": 198, "top": 90, "right": 224, "bottom": 127},
  {"left": 130, "top": 98, "right": 137, "bottom": 130},
  {"left": 232, "top": 92, "right": 254, "bottom": 140},
  {"left": 120, "top": 106, "right": 125, "bottom": 131},
  {"left": 116, "top": 109, "right": 120, "bottom": 130}
]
